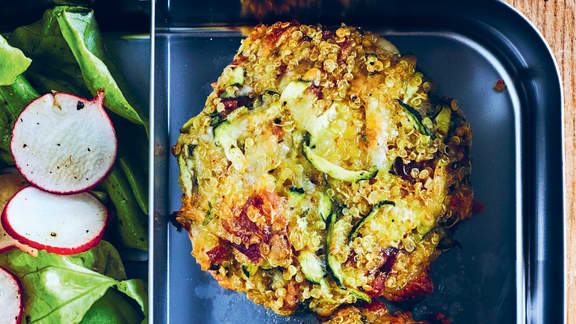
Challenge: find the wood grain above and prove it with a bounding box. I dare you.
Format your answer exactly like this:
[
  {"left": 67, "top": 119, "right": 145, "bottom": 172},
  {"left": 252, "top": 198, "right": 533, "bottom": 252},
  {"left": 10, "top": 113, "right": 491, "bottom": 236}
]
[{"left": 505, "top": 0, "right": 575, "bottom": 322}]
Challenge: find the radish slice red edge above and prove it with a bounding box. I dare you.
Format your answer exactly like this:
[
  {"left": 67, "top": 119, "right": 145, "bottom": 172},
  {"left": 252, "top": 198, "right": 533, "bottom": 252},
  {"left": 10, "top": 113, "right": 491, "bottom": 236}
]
[
  {"left": 0, "top": 266, "right": 23, "bottom": 324},
  {"left": 10, "top": 91, "right": 117, "bottom": 194},
  {"left": 1, "top": 186, "right": 108, "bottom": 255}
]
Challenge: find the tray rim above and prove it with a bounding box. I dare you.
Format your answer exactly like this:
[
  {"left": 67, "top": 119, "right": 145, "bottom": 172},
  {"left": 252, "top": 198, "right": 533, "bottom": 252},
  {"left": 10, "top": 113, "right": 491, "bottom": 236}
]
[
  {"left": 497, "top": 2, "right": 566, "bottom": 324},
  {"left": 495, "top": 2, "right": 565, "bottom": 324},
  {"left": 497, "top": 3, "right": 566, "bottom": 323}
]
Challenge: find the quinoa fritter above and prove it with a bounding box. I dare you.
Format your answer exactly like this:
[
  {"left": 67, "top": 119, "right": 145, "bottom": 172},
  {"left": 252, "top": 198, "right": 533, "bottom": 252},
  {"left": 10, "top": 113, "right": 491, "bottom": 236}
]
[{"left": 174, "top": 22, "right": 473, "bottom": 317}]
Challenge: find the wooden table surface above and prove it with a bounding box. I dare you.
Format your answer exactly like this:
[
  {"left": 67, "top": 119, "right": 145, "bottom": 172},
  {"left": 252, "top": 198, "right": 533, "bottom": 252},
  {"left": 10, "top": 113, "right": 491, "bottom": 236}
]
[{"left": 504, "top": 0, "right": 575, "bottom": 321}]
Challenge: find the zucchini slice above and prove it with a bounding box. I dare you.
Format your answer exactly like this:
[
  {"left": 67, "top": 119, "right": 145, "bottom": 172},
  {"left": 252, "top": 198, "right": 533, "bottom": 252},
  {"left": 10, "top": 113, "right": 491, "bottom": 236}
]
[
  {"left": 303, "top": 141, "right": 377, "bottom": 182},
  {"left": 298, "top": 250, "right": 326, "bottom": 284},
  {"left": 435, "top": 106, "right": 451, "bottom": 136},
  {"left": 397, "top": 99, "right": 430, "bottom": 136},
  {"left": 326, "top": 211, "right": 343, "bottom": 286},
  {"left": 180, "top": 117, "right": 195, "bottom": 133},
  {"left": 326, "top": 254, "right": 345, "bottom": 287},
  {"left": 287, "top": 186, "right": 306, "bottom": 209},
  {"left": 202, "top": 202, "right": 214, "bottom": 226},
  {"left": 326, "top": 211, "right": 349, "bottom": 286},
  {"left": 219, "top": 89, "right": 237, "bottom": 99},
  {"left": 349, "top": 288, "right": 372, "bottom": 303},
  {"left": 325, "top": 209, "right": 373, "bottom": 303},
  {"left": 403, "top": 72, "right": 424, "bottom": 103},
  {"left": 242, "top": 264, "right": 258, "bottom": 278},
  {"left": 178, "top": 144, "right": 196, "bottom": 196},
  {"left": 280, "top": 80, "right": 310, "bottom": 101},
  {"left": 348, "top": 200, "right": 395, "bottom": 243},
  {"left": 326, "top": 254, "right": 344, "bottom": 287},
  {"left": 229, "top": 66, "right": 245, "bottom": 85},
  {"left": 318, "top": 193, "right": 332, "bottom": 223},
  {"left": 213, "top": 118, "right": 247, "bottom": 170}
]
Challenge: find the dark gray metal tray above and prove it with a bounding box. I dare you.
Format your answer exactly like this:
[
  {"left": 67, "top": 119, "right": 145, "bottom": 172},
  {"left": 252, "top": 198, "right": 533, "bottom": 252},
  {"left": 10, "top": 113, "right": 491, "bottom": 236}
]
[
  {"left": 0, "top": 0, "right": 152, "bottom": 296},
  {"left": 151, "top": 1, "right": 564, "bottom": 323}
]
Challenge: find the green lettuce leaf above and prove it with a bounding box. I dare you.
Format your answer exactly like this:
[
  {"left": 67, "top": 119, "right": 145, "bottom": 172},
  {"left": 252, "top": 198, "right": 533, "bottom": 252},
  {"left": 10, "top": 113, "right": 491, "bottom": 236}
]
[
  {"left": 0, "top": 76, "right": 40, "bottom": 164},
  {"left": 0, "top": 149, "right": 12, "bottom": 166},
  {"left": 0, "top": 105, "right": 11, "bottom": 154},
  {"left": 0, "top": 241, "right": 147, "bottom": 324},
  {"left": 119, "top": 157, "right": 148, "bottom": 215},
  {"left": 101, "top": 166, "right": 148, "bottom": 251},
  {"left": 116, "top": 279, "right": 149, "bottom": 324},
  {"left": 0, "top": 35, "right": 31, "bottom": 86},
  {"left": 54, "top": 7, "right": 146, "bottom": 127},
  {"left": 74, "top": 240, "right": 127, "bottom": 280},
  {"left": 0, "top": 33, "right": 39, "bottom": 165},
  {"left": 0, "top": 75, "right": 39, "bottom": 122},
  {"left": 8, "top": 8, "right": 87, "bottom": 96},
  {"left": 81, "top": 290, "right": 142, "bottom": 324},
  {"left": 114, "top": 116, "right": 149, "bottom": 217}
]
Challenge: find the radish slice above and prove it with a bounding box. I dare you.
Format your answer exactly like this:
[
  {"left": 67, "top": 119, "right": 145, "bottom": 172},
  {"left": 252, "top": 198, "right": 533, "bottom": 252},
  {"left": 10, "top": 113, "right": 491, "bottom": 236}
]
[
  {"left": 0, "top": 266, "right": 23, "bottom": 324},
  {"left": 2, "top": 186, "right": 108, "bottom": 255},
  {"left": 0, "top": 170, "right": 37, "bottom": 256},
  {"left": 11, "top": 91, "right": 117, "bottom": 194}
]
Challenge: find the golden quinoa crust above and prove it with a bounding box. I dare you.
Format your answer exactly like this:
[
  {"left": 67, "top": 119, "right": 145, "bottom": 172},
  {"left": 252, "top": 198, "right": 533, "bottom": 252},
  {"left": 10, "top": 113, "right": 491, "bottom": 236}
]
[
  {"left": 174, "top": 22, "right": 473, "bottom": 317},
  {"left": 320, "top": 302, "right": 451, "bottom": 324},
  {"left": 320, "top": 302, "right": 434, "bottom": 324}
]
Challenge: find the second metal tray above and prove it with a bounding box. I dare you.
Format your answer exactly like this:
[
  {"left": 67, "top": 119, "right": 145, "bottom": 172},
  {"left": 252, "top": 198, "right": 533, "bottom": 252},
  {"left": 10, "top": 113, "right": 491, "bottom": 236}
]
[{"left": 151, "top": 1, "right": 564, "bottom": 323}]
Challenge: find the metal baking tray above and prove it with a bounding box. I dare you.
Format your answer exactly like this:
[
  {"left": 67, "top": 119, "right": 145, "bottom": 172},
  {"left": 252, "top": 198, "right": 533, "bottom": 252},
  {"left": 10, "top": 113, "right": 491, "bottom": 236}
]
[
  {"left": 0, "top": 0, "right": 152, "bottom": 288},
  {"left": 150, "top": 1, "right": 564, "bottom": 323}
]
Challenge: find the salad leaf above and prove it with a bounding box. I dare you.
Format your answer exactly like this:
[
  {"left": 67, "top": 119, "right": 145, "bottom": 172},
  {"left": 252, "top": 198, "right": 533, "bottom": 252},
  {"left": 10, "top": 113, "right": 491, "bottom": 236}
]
[
  {"left": 0, "top": 76, "right": 40, "bottom": 164},
  {"left": 0, "top": 245, "right": 117, "bottom": 323},
  {"left": 0, "top": 105, "right": 10, "bottom": 153},
  {"left": 0, "top": 35, "right": 31, "bottom": 86},
  {"left": 81, "top": 289, "right": 142, "bottom": 324},
  {"left": 9, "top": 8, "right": 88, "bottom": 96},
  {"left": 116, "top": 279, "right": 149, "bottom": 323},
  {"left": 113, "top": 115, "right": 149, "bottom": 216},
  {"left": 102, "top": 166, "right": 148, "bottom": 251},
  {"left": 0, "top": 75, "right": 40, "bottom": 124},
  {"left": 77, "top": 240, "right": 127, "bottom": 280},
  {"left": 0, "top": 241, "right": 147, "bottom": 324},
  {"left": 90, "top": 190, "right": 109, "bottom": 204},
  {"left": 8, "top": 6, "right": 147, "bottom": 128},
  {"left": 119, "top": 157, "right": 148, "bottom": 215},
  {"left": 0, "top": 149, "right": 13, "bottom": 166},
  {"left": 0, "top": 33, "right": 39, "bottom": 164},
  {"left": 28, "top": 68, "right": 89, "bottom": 97},
  {"left": 54, "top": 7, "right": 146, "bottom": 127}
]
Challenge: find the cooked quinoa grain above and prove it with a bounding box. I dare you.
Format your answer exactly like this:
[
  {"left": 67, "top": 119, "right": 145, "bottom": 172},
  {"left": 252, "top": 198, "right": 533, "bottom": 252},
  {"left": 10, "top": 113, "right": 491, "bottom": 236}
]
[{"left": 174, "top": 22, "right": 473, "bottom": 317}]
